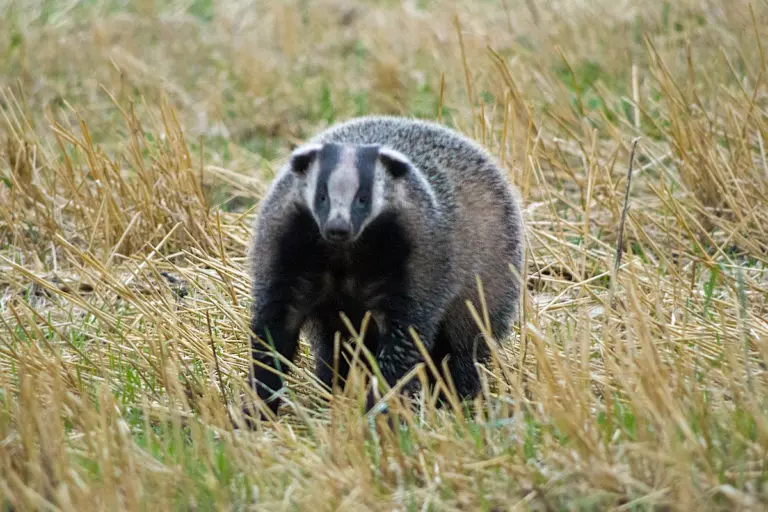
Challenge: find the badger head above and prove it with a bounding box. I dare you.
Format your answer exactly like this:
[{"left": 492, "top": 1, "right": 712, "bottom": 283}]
[{"left": 288, "top": 142, "right": 413, "bottom": 244}]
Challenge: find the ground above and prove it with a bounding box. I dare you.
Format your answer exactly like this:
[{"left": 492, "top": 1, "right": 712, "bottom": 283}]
[{"left": 1, "top": 0, "right": 767, "bottom": 510}]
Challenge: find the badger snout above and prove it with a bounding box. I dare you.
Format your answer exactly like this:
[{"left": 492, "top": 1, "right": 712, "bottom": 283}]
[{"left": 324, "top": 216, "right": 353, "bottom": 242}]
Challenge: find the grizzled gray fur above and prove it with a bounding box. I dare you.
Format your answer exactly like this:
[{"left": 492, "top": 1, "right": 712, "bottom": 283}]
[{"left": 246, "top": 116, "right": 524, "bottom": 419}]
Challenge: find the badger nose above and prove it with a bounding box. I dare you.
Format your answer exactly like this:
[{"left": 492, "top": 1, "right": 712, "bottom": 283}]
[{"left": 325, "top": 217, "right": 352, "bottom": 242}]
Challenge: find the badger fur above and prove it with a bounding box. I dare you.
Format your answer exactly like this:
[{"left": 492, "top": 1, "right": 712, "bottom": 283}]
[{"left": 246, "top": 116, "right": 524, "bottom": 418}]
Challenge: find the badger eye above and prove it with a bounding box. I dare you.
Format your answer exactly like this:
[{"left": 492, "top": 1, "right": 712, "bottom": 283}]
[
  {"left": 356, "top": 195, "right": 368, "bottom": 205},
  {"left": 318, "top": 190, "right": 328, "bottom": 203}
]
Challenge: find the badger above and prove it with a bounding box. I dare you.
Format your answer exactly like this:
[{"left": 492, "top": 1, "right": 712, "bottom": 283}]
[{"left": 245, "top": 116, "right": 524, "bottom": 419}]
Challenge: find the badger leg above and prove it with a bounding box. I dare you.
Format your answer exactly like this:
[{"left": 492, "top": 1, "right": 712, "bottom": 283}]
[
  {"left": 310, "top": 319, "right": 351, "bottom": 392},
  {"left": 365, "top": 308, "right": 438, "bottom": 413},
  {"left": 435, "top": 303, "right": 503, "bottom": 405},
  {"left": 246, "top": 295, "right": 303, "bottom": 419},
  {"left": 424, "top": 325, "right": 450, "bottom": 395},
  {"left": 444, "top": 349, "right": 486, "bottom": 401}
]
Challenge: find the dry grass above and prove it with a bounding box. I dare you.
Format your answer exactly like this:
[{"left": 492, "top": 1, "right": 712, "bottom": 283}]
[{"left": 1, "top": 0, "right": 768, "bottom": 509}]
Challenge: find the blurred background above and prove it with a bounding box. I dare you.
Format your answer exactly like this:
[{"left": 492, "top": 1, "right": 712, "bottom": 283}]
[{"left": 3, "top": 0, "right": 764, "bottom": 211}]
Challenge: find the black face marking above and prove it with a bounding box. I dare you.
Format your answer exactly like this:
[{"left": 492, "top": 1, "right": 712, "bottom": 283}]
[
  {"left": 379, "top": 150, "right": 411, "bottom": 178},
  {"left": 352, "top": 145, "right": 379, "bottom": 235},
  {"left": 314, "top": 143, "right": 342, "bottom": 226}
]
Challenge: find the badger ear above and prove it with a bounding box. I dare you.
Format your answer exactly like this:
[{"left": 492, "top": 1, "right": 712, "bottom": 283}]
[
  {"left": 378, "top": 148, "right": 412, "bottom": 179},
  {"left": 289, "top": 144, "right": 322, "bottom": 176}
]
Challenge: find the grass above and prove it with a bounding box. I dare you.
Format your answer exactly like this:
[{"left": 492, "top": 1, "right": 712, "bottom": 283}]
[{"left": 1, "top": 0, "right": 767, "bottom": 509}]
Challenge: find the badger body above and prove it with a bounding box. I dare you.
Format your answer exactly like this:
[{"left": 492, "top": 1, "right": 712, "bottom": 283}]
[{"left": 247, "top": 116, "right": 524, "bottom": 416}]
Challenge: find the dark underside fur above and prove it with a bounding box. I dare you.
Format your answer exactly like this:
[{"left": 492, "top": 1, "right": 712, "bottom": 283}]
[
  {"left": 248, "top": 205, "right": 415, "bottom": 413},
  {"left": 248, "top": 206, "right": 479, "bottom": 417}
]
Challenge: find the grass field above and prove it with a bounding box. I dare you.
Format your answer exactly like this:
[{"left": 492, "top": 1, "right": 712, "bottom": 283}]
[{"left": 1, "top": 0, "right": 768, "bottom": 510}]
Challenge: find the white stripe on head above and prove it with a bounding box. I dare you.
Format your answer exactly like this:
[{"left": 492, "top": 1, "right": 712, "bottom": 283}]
[
  {"left": 326, "top": 147, "right": 359, "bottom": 224},
  {"left": 301, "top": 168, "right": 318, "bottom": 207}
]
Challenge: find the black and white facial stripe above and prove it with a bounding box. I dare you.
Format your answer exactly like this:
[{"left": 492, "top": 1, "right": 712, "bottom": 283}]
[
  {"left": 290, "top": 142, "right": 414, "bottom": 244},
  {"left": 311, "top": 143, "right": 342, "bottom": 231},
  {"left": 350, "top": 145, "right": 378, "bottom": 235}
]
